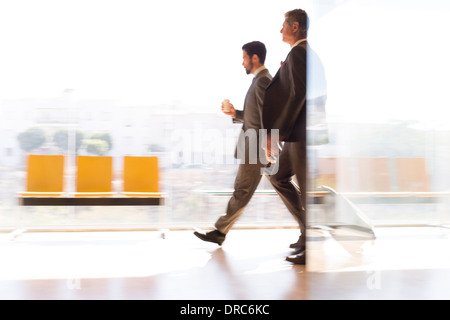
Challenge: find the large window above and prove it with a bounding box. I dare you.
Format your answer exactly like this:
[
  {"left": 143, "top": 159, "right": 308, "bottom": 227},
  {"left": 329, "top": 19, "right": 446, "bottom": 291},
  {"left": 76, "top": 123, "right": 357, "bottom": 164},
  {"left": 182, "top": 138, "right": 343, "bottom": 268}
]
[{"left": 1, "top": 0, "right": 449, "bottom": 230}]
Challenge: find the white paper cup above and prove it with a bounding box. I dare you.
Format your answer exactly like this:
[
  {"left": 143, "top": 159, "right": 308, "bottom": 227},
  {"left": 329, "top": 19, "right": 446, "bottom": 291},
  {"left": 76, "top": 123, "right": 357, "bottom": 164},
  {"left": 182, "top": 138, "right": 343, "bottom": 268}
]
[{"left": 223, "top": 99, "right": 231, "bottom": 112}]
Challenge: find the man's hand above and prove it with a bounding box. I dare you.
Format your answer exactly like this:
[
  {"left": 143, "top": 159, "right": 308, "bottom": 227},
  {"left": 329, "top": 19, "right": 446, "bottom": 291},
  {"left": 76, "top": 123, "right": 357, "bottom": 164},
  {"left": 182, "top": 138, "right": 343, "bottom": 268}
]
[
  {"left": 263, "top": 134, "right": 280, "bottom": 164},
  {"left": 222, "top": 104, "right": 236, "bottom": 118}
]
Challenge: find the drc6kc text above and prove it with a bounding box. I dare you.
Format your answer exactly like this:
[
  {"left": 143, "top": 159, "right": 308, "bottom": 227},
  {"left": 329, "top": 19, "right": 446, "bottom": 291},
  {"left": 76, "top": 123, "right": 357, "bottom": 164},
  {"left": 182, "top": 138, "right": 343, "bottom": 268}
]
[{"left": 224, "top": 305, "right": 269, "bottom": 315}]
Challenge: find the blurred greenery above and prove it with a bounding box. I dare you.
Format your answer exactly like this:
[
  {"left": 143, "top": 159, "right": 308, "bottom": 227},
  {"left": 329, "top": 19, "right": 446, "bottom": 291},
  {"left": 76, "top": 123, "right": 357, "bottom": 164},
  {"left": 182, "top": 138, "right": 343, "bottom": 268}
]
[
  {"left": 91, "top": 133, "right": 113, "bottom": 151},
  {"left": 17, "top": 128, "right": 46, "bottom": 153},
  {"left": 84, "top": 139, "right": 110, "bottom": 156},
  {"left": 53, "top": 130, "right": 85, "bottom": 153}
]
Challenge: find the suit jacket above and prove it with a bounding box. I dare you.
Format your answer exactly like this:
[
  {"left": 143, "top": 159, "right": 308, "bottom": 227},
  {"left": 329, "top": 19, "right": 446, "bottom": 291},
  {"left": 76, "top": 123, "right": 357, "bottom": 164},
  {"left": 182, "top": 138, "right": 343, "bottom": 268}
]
[
  {"left": 233, "top": 68, "right": 272, "bottom": 162},
  {"left": 262, "top": 41, "right": 307, "bottom": 143}
]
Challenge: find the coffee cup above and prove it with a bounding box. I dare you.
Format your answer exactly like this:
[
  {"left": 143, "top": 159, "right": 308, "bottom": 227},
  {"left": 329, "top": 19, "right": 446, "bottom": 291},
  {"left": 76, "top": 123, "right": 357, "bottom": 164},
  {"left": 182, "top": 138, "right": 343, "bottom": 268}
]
[{"left": 222, "top": 99, "right": 231, "bottom": 112}]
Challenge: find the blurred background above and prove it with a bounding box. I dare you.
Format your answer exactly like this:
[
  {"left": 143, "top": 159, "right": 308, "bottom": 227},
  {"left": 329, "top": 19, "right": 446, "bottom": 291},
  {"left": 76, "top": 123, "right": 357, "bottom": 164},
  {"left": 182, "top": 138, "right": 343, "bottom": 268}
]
[{"left": 1, "top": 0, "right": 450, "bottom": 231}]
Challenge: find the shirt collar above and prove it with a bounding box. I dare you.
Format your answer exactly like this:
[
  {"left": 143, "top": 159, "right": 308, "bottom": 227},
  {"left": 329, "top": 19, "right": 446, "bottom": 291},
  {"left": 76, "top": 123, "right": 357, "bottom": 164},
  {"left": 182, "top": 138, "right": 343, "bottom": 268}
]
[
  {"left": 291, "top": 38, "right": 307, "bottom": 48},
  {"left": 253, "top": 65, "right": 267, "bottom": 77}
]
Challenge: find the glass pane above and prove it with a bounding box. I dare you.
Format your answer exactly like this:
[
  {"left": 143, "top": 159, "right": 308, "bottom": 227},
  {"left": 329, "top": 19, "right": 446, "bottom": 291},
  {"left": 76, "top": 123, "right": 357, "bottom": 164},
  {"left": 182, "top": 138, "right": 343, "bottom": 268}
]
[{"left": 308, "top": 0, "right": 450, "bottom": 229}]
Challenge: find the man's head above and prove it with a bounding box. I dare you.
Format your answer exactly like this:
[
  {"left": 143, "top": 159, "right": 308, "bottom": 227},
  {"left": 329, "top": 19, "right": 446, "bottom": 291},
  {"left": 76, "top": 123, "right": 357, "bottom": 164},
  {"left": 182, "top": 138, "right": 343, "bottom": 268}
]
[
  {"left": 242, "top": 41, "right": 267, "bottom": 75},
  {"left": 281, "top": 9, "right": 309, "bottom": 46}
]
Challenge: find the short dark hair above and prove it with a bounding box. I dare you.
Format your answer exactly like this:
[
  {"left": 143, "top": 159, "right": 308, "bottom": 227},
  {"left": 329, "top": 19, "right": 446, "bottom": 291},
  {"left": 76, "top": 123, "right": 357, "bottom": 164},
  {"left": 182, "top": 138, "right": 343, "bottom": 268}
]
[
  {"left": 242, "top": 41, "right": 267, "bottom": 64},
  {"left": 285, "top": 9, "right": 309, "bottom": 37}
]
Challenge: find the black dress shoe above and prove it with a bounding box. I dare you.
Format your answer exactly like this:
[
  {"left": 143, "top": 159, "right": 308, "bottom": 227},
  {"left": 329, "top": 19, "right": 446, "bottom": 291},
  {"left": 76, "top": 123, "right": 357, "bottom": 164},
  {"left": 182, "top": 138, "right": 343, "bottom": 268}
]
[
  {"left": 286, "top": 250, "right": 306, "bottom": 265},
  {"left": 194, "top": 230, "right": 226, "bottom": 246},
  {"left": 289, "top": 236, "right": 305, "bottom": 249}
]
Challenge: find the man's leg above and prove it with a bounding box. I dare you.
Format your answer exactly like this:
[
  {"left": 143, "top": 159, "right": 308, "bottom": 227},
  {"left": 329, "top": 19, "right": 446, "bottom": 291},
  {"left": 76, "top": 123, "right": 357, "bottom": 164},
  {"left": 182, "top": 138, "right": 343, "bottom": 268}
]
[
  {"left": 269, "top": 142, "right": 306, "bottom": 248},
  {"left": 215, "top": 162, "right": 264, "bottom": 234},
  {"left": 284, "top": 140, "right": 308, "bottom": 264},
  {"left": 194, "top": 162, "right": 265, "bottom": 245},
  {"left": 289, "top": 140, "right": 308, "bottom": 239}
]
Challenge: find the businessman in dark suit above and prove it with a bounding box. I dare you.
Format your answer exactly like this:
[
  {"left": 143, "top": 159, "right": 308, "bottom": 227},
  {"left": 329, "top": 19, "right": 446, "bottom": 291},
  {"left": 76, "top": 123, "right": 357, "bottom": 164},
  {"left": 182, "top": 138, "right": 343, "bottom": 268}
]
[
  {"left": 262, "top": 9, "right": 309, "bottom": 265},
  {"left": 194, "top": 41, "right": 273, "bottom": 245}
]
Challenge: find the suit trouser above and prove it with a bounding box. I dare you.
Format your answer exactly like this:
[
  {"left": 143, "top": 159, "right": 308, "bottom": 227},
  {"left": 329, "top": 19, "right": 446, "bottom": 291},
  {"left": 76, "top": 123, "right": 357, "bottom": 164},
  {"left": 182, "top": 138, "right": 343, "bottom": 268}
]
[
  {"left": 215, "top": 161, "right": 266, "bottom": 235},
  {"left": 269, "top": 141, "right": 307, "bottom": 247}
]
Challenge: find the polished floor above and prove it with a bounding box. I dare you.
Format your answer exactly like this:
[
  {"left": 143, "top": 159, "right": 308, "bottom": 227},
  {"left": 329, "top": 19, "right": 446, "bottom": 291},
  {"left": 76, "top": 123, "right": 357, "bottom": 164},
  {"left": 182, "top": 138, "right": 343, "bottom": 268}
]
[{"left": 1, "top": 226, "right": 450, "bottom": 300}]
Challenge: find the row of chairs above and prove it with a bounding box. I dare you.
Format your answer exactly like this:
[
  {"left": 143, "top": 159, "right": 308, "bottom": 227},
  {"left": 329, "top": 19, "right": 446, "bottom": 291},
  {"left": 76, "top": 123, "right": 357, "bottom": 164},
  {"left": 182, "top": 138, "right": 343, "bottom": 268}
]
[
  {"left": 316, "top": 157, "right": 430, "bottom": 193},
  {"left": 19, "top": 155, "right": 164, "bottom": 206}
]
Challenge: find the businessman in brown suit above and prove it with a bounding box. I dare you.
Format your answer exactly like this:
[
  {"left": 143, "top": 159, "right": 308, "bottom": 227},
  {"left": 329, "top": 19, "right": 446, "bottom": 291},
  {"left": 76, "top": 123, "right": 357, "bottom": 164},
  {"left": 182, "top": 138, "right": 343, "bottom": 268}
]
[
  {"left": 262, "top": 9, "right": 309, "bottom": 265},
  {"left": 194, "top": 41, "right": 273, "bottom": 245}
]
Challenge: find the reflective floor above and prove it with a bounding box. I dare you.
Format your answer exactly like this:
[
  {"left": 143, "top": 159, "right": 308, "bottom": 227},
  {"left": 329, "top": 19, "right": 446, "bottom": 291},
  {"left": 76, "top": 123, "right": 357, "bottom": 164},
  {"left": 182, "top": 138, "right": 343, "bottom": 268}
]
[{"left": 1, "top": 227, "right": 450, "bottom": 300}]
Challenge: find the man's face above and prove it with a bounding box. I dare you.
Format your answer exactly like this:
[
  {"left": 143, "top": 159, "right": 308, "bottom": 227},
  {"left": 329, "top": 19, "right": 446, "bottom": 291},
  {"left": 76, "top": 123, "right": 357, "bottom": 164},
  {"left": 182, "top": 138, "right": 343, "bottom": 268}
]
[
  {"left": 280, "top": 20, "right": 296, "bottom": 44},
  {"left": 242, "top": 50, "right": 253, "bottom": 75}
]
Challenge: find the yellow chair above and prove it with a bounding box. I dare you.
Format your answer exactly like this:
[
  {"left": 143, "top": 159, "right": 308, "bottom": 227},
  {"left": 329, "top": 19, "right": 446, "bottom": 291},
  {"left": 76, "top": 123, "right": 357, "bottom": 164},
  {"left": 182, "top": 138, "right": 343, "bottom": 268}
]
[
  {"left": 22, "top": 155, "right": 65, "bottom": 197},
  {"left": 123, "top": 156, "right": 161, "bottom": 197},
  {"left": 75, "top": 156, "right": 114, "bottom": 197}
]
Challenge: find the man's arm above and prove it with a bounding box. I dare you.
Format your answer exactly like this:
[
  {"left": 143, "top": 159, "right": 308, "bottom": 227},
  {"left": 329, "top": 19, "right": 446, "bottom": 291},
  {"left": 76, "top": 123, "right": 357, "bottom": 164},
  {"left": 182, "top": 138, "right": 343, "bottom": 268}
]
[
  {"left": 233, "top": 110, "right": 244, "bottom": 123},
  {"left": 282, "top": 46, "right": 307, "bottom": 140},
  {"left": 255, "top": 76, "right": 272, "bottom": 128},
  {"left": 221, "top": 103, "right": 243, "bottom": 123}
]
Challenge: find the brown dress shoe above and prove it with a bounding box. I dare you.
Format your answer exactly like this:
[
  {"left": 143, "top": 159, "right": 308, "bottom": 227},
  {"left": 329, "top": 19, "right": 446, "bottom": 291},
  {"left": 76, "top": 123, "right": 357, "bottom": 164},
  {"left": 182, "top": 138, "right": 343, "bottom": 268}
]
[{"left": 194, "top": 230, "right": 226, "bottom": 246}]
